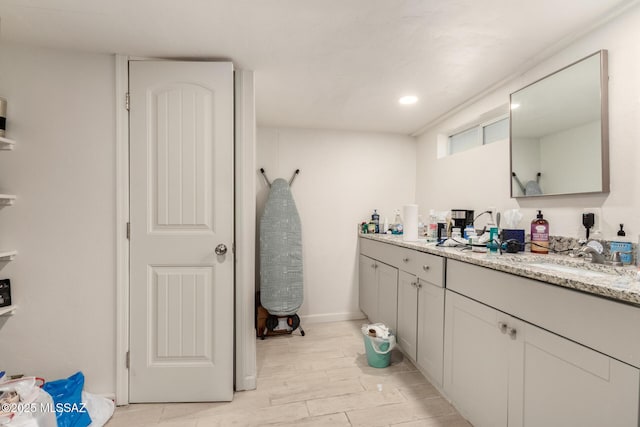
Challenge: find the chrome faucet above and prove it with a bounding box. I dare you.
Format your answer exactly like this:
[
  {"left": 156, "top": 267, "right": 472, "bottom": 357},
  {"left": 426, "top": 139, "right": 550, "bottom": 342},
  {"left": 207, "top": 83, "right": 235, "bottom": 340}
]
[{"left": 570, "top": 241, "right": 605, "bottom": 264}]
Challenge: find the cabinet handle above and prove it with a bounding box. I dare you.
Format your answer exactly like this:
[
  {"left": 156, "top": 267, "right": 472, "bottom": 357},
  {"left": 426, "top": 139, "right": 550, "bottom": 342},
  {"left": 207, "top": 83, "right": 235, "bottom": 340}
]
[
  {"left": 403, "top": 257, "right": 410, "bottom": 263},
  {"left": 422, "top": 265, "right": 430, "bottom": 271},
  {"left": 417, "top": 282, "right": 423, "bottom": 288},
  {"left": 507, "top": 327, "right": 517, "bottom": 339},
  {"left": 372, "top": 264, "right": 378, "bottom": 269},
  {"left": 498, "top": 322, "right": 508, "bottom": 333},
  {"left": 411, "top": 282, "right": 417, "bottom": 288}
]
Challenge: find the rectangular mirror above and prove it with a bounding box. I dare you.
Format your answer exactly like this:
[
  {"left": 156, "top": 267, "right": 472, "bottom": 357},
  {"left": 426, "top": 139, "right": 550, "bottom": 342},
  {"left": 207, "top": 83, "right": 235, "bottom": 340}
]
[{"left": 510, "top": 50, "right": 609, "bottom": 198}]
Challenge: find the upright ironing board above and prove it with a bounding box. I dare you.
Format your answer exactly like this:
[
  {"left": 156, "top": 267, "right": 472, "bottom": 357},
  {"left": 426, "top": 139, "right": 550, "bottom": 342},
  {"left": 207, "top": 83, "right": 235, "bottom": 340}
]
[{"left": 260, "top": 178, "right": 304, "bottom": 319}]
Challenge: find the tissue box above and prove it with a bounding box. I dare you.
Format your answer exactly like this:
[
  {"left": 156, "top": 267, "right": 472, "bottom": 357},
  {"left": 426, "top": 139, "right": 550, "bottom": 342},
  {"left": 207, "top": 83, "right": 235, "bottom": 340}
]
[{"left": 502, "top": 229, "right": 525, "bottom": 252}]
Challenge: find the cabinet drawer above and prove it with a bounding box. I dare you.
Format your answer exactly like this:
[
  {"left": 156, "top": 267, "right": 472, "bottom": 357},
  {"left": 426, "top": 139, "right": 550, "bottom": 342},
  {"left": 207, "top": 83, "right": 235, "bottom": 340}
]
[
  {"left": 360, "top": 238, "right": 398, "bottom": 266},
  {"left": 414, "top": 251, "right": 444, "bottom": 287},
  {"left": 395, "top": 247, "right": 444, "bottom": 287},
  {"left": 360, "top": 237, "right": 445, "bottom": 287}
]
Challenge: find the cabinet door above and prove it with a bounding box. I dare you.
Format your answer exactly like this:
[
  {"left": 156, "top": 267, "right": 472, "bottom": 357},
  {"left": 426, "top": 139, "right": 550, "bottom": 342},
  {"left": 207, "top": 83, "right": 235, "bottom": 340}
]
[
  {"left": 509, "top": 322, "right": 640, "bottom": 427},
  {"left": 377, "top": 262, "right": 398, "bottom": 333},
  {"left": 444, "top": 291, "right": 510, "bottom": 427},
  {"left": 397, "top": 270, "right": 418, "bottom": 361},
  {"left": 417, "top": 280, "right": 444, "bottom": 387},
  {"left": 358, "top": 255, "right": 378, "bottom": 321}
]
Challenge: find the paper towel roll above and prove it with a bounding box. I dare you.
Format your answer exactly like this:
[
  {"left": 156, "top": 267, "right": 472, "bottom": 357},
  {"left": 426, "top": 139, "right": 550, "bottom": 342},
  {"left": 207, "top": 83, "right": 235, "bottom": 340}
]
[{"left": 403, "top": 204, "right": 418, "bottom": 241}]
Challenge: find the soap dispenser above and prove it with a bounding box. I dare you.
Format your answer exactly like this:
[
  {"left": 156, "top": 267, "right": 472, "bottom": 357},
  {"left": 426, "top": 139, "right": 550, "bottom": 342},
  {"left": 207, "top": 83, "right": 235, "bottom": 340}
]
[
  {"left": 531, "top": 210, "right": 549, "bottom": 254},
  {"left": 611, "top": 224, "right": 632, "bottom": 265},
  {"left": 371, "top": 209, "right": 380, "bottom": 233}
]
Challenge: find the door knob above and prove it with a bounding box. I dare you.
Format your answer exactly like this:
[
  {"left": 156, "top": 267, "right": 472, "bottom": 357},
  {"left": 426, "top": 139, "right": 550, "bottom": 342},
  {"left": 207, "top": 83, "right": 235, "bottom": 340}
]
[{"left": 215, "top": 244, "right": 228, "bottom": 255}]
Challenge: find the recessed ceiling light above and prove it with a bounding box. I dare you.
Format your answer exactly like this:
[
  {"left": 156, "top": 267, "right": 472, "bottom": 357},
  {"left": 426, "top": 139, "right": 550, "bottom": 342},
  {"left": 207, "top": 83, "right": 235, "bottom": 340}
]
[
  {"left": 399, "top": 95, "right": 418, "bottom": 105},
  {"left": 511, "top": 103, "right": 520, "bottom": 109}
]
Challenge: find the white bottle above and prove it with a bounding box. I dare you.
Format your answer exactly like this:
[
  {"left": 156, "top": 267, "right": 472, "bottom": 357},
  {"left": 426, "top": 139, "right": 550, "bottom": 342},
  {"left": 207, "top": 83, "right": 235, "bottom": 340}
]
[
  {"left": 427, "top": 209, "right": 438, "bottom": 242},
  {"left": 394, "top": 209, "right": 403, "bottom": 234},
  {"left": 382, "top": 217, "right": 389, "bottom": 234},
  {"left": 418, "top": 214, "right": 425, "bottom": 237}
]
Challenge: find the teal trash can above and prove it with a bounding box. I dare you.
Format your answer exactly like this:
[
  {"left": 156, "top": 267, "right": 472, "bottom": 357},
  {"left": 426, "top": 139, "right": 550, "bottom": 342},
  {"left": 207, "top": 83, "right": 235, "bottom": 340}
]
[{"left": 363, "top": 333, "right": 394, "bottom": 368}]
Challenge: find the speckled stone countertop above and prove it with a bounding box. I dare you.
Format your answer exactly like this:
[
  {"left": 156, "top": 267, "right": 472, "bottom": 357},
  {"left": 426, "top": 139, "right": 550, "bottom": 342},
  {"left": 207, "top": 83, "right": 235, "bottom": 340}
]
[{"left": 360, "top": 233, "right": 640, "bottom": 307}]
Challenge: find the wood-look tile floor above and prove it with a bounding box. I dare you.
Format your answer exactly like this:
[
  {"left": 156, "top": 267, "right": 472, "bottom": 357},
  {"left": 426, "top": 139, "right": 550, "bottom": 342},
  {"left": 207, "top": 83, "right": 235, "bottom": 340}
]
[{"left": 107, "top": 320, "right": 471, "bottom": 426}]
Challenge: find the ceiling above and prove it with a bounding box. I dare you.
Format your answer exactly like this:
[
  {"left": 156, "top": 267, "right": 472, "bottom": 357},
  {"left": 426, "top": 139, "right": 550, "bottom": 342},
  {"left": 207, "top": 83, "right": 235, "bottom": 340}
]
[{"left": 0, "top": 0, "right": 635, "bottom": 135}]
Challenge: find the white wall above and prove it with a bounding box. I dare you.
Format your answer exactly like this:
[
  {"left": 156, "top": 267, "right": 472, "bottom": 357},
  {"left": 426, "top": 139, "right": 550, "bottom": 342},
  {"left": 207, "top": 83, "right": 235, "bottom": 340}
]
[
  {"left": 416, "top": 5, "right": 640, "bottom": 239},
  {"left": 0, "top": 43, "right": 116, "bottom": 393},
  {"left": 257, "top": 127, "right": 416, "bottom": 322},
  {"left": 540, "top": 120, "right": 602, "bottom": 194}
]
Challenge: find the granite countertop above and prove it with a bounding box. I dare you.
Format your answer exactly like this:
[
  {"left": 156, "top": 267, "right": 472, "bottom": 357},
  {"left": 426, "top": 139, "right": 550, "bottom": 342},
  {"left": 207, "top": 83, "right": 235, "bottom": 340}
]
[{"left": 360, "top": 233, "right": 640, "bottom": 306}]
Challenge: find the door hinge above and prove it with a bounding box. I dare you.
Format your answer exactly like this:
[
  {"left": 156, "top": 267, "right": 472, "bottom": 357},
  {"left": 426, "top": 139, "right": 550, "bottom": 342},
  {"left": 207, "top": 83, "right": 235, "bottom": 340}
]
[
  {"left": 125, "top": 351, "right": 130, "bottom": 369},
  {"left": 126, "top": 222, "right": 130, "bottom": 239},
  {"left": 125, "top": 92, "right": 130, "bottom": 111}
]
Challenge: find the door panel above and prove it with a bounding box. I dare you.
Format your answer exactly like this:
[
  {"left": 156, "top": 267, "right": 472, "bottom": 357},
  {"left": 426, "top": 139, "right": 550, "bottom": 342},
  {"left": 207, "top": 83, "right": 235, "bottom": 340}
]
[
  {"left": 377, "top": 262, "right": 398, "bottom": 332},
  {"left": 359, "top": 255, "right": 378, "bottom": 321},
  {"left": 512, "top": 322, "right": 639, "bottom": 427},
  {"left": 397, "top": 270, "right": 418, "bottom": 361},
  {"left": 417, "top": 281, "right": 444, "bottom": 387},
  {"left": 444, "top": 291, "right": 509, "bottom": 427},
  {"left": 152, "top": 84, "right": 213, "bottom": 231},
  {"left": 151, "top": 267, "right": 212, "bottom": 361},
  {"left": 129, "top": 61, "right": 234, "bottom": 402}
]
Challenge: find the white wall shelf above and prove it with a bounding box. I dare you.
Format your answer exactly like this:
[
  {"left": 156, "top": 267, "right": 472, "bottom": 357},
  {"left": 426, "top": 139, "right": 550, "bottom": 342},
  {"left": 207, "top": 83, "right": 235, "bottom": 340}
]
[
  {"left": 0, "top": 194, "right": 16, "bottom": 206},
  {"left": 0, "top": 251, "right": 17, "bottom": 261},
  {"left": 0, "top": 136, "right": 16, "bottom": 151},
  {"left": 0, "top": 305, "right": 17, "bottom": 316}
]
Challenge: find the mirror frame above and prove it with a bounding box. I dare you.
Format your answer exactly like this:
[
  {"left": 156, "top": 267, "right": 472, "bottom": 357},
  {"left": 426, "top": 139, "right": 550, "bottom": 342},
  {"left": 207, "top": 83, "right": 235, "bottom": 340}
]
[{"left": 509, "top": 50, "right": 609, "bottom": 198}]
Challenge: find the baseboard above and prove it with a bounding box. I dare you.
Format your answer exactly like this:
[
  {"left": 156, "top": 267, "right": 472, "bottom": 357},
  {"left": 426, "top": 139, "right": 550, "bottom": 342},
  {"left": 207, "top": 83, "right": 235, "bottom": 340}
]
[
  {"left": 300, "top": 311, "right": 366, "bottom": 324},
  {"left": 235, "top": 375, "right": 256, "bottom": 392}
]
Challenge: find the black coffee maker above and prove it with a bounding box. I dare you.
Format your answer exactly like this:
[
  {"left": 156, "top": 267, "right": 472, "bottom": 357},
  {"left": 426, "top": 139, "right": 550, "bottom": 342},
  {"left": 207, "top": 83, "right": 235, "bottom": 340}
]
[{"left": 451, "top": 209, "right": 474, "bottom": 230}]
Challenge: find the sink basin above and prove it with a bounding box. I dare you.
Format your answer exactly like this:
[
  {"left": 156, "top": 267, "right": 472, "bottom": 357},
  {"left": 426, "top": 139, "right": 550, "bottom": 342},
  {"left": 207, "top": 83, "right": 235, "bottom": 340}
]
[{"left": 527, "top": 262, "right": 612, "bottom": 278}]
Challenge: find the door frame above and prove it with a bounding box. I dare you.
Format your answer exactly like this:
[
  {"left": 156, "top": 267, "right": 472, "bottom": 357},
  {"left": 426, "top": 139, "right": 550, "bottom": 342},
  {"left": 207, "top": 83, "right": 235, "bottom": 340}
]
[{"left": 114, "top": 55, "right": 257, "bottom": 405}]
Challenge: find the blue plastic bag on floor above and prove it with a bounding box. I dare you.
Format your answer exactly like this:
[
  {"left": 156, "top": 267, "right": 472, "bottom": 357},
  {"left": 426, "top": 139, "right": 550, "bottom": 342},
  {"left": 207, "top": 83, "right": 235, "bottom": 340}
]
[{"left": 42, "top": 371, "right": 92, "bottom": 427}]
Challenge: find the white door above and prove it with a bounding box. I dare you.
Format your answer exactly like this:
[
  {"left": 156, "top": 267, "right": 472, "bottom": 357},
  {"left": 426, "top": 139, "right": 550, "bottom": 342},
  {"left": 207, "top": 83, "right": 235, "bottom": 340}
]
[
  {"left": 129, "top": 61, "right": 234, "bottom": 402},
  {"left": 376, "top": 262, "right": 398, "bottom": 333},
  {"left": 397, "top": 270, "right": 418, "bottom": 361},
  {"left": 444, "top": 291, "right": 510, "bottom": 427},
  {"left": 511, "top": 322, "right": 639, "bottom": 427},
  {"left": 359, "top": 255, "right": 378, "bottom": 321},
  {"left": 416, "top": 280, "right": 444, "bottom": 387}
]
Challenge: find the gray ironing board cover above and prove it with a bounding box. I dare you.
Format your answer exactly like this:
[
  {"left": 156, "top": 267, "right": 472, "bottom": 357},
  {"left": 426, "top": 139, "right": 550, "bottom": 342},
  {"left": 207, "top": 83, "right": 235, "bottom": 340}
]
[{"left": 260, "top": 178, "right": 303, "bottom": 316}]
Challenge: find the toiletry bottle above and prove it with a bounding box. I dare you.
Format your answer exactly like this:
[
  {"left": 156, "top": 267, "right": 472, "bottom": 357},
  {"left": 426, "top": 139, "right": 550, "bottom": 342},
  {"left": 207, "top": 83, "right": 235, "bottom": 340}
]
[
  {"left": 531, "top": 210, "right": 549, "bottom": 254},
  {"left": 372, "top": 209, "right": 380, "bottom": 233},
  {"left": 464, "top": 225, "right": 474, "bottom": 240},
  {"left": 611, "top": 224, "right": 633, "bottom": 264},
  {"left": 487, "top": 226, "right": 499, "bottom": 255},
  {"left": 394, "top": 209, "right": 403, "bottom": 235},
  {"left": 427, "top": 210, "right": 438, "bottom": 242},
  {"left": 382, "top": 217, "right": 389, "bottom": 234},
  {"left": 417, "top": 214, "right": 425, "bottom": 237}
]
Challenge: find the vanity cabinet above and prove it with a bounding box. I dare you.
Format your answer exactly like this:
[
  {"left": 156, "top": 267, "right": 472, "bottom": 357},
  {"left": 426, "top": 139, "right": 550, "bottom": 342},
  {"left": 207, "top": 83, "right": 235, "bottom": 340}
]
[
  {"left": 444, "top": 291, "right": 511, "bottom": 427},
  {"left": 415, "top": 278, "right": 445, "bottom": 387},
  {"left": 445, "top": 260, "right": 640, "bottom": 427},
  {"left": 397, "top": 272, "right": 446, "bottom": 385},
  {"left": 360, "top": 237, "right": 445, "bottom": 386},
  {"left": 358, "top": 254, "right": 398, "bottom": 331}
]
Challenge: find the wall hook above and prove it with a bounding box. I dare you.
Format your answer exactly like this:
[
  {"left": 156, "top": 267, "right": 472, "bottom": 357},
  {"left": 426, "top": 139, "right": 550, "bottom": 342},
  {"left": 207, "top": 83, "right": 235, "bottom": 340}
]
[{"left": 259, "top": 168, "right": 301, "bottom": 187}]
